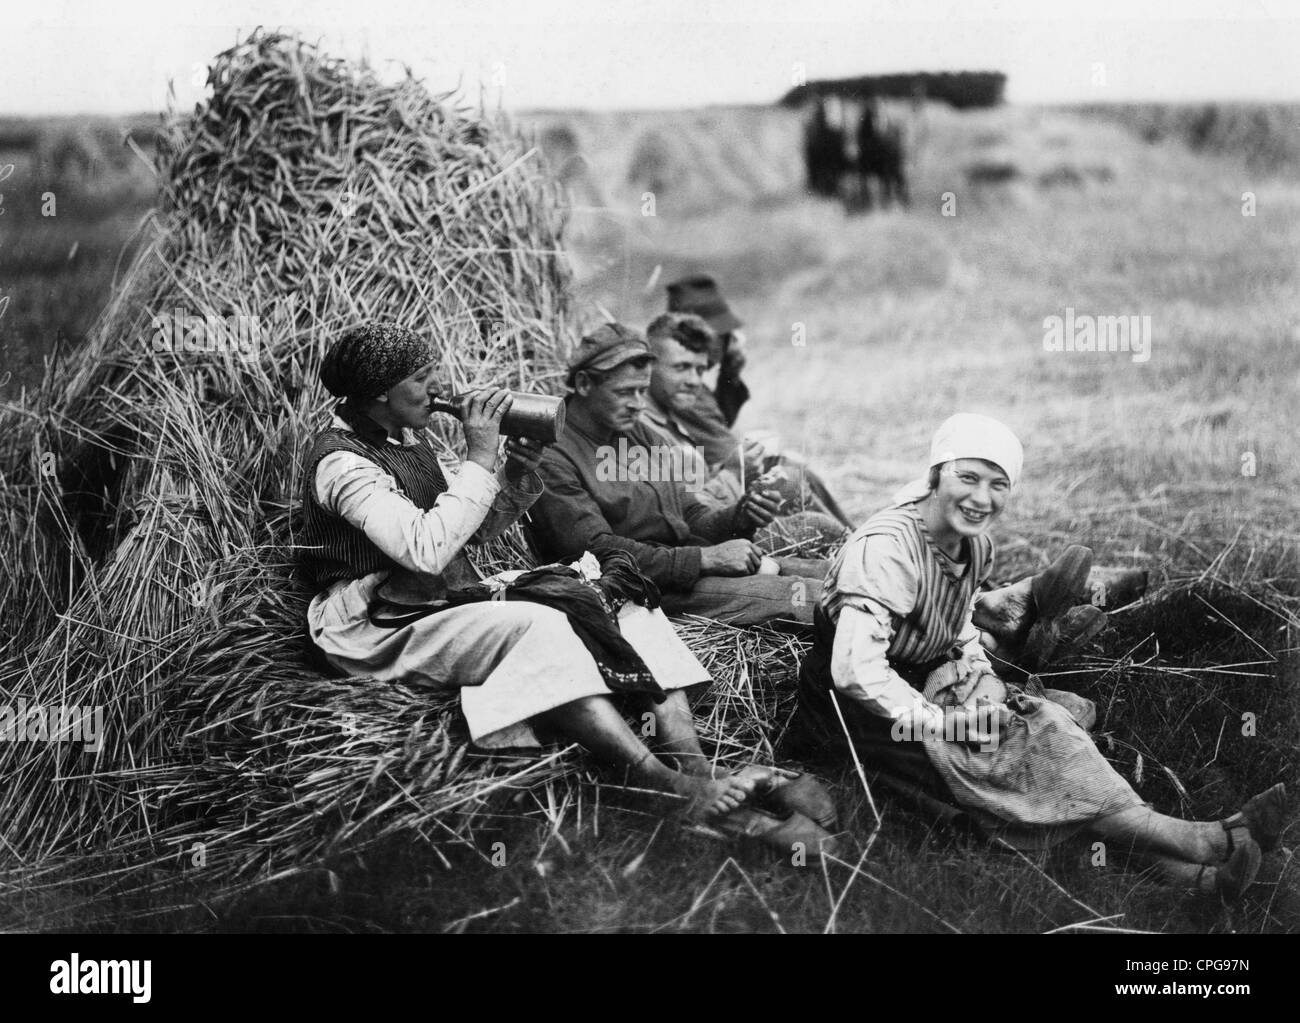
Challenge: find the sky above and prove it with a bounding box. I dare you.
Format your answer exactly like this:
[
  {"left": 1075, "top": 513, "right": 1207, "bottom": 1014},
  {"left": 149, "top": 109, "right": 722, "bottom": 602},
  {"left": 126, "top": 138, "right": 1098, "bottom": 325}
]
[{"left": 5, "top": 0, "right": 1300, "bottom": 116}]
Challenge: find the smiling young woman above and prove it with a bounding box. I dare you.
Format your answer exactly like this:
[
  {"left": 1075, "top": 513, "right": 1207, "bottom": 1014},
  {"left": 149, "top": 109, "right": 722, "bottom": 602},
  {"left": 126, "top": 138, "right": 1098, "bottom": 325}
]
[
  {"left": 787, "top": 412, "right": 1288, "bottom": 898},
  {"left": 920, "top": 459, "right": 1010, "bottom": 553}
]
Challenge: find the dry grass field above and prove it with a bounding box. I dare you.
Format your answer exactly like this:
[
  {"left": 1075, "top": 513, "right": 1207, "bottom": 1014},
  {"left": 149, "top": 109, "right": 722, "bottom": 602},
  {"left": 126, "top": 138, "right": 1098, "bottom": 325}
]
[{"left": 1, "top": 96, "right": 1297, "bottom": 932}]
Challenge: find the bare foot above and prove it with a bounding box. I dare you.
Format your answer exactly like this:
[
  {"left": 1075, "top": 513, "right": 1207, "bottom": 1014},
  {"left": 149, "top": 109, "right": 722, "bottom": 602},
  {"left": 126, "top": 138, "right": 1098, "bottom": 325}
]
[{"left": 667, "top": 770, "right": 758, "bottom": 820}]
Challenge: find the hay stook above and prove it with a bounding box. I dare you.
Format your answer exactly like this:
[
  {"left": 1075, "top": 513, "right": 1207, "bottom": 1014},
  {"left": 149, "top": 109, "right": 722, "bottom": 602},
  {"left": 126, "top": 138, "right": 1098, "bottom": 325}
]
[
  {"left": 0, "top": 30, "right": 807, "bottom": 889},
  {"left": 0, "top": 29, "right": 591, "bottom": 878}
]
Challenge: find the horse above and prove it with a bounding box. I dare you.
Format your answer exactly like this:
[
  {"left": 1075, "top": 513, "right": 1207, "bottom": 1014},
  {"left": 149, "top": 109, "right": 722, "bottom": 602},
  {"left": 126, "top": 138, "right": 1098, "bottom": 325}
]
[
  {"left": 803, "top": 99, "right": 847, "bottom": 199},
  {"left": 852, "top": 105, "right": 909, "bottom": 211}
]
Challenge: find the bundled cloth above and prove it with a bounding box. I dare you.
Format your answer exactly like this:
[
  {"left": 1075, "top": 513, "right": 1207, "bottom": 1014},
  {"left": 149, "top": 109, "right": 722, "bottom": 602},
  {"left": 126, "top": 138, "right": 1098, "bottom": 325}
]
[{"left": 368, "top": 549, "right": 668, "bottom": 699}]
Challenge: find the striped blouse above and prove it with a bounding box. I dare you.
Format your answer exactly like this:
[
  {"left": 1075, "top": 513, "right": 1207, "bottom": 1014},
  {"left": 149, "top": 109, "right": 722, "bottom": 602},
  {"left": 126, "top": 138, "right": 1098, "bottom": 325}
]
[{"left": 820, "top": 502, "right": 995, "bottom": 723}]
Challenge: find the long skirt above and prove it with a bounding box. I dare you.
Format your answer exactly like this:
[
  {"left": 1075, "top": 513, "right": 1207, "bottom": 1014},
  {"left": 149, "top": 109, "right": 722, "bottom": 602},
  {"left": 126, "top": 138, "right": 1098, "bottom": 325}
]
[
  {"left": 309, "top": 570, "right": 710, "bottom": 749},
  {"left": 794, "top": 609, "right": 1145, "bottom": 850}
]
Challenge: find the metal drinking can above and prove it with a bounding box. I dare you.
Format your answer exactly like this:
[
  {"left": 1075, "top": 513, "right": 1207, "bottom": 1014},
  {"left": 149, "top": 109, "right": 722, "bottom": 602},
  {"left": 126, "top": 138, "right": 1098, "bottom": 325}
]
[{"left": 430, "top": 391, "right": 567, "bottom": 444}]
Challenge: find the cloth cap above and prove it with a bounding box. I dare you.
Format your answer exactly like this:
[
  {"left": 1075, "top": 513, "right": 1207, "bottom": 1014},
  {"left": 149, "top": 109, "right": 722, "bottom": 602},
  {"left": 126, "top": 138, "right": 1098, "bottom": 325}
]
[
  {"left": 320, "top": 324, "right": 435, "bottom": 401},
  {"left": 665, "top": 274, "right": 743, "bottom": 334},
  {"left": 891, "top": 412, "right": 1024, "bottom": 505},
  {"left": 567, "top": 323, "right": 656, "bottom": 382}
]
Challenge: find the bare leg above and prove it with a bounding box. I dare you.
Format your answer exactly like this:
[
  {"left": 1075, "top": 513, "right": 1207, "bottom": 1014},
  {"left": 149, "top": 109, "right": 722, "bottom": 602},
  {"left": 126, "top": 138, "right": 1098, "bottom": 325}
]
[
  {"left": 532, "top": 695, "right": 754, "bottom": 818},
  {"left": 628, "top": 689, "right": 713, "bottom": 775},
  {"left": 1130, "top": 786, "right": 1288, "bottom": 896},
  {"left": 1088, "top": 805, "right": 1227, "bottom": 863}
]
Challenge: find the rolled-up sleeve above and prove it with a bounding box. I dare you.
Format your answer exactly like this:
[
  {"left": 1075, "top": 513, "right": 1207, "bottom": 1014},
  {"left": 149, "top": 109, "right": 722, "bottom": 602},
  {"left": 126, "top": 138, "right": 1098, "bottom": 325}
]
[
  {"left": 831, "top": 603, "right": 944, "bottom": 729},
  {"left": 315, "top": 451, "right": 500, "bottom": 575}
]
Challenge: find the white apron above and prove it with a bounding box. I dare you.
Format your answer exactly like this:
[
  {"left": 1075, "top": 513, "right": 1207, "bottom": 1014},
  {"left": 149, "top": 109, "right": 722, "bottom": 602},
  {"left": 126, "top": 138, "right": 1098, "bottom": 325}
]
[{"left": 308, "top": 570, "right": 710, "bottom": 748}]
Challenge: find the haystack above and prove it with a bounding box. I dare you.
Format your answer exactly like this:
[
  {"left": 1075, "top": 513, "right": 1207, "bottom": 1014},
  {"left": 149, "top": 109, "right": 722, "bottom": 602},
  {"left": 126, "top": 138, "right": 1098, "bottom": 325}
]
[{"left": 0, "top": 30, "right": 805, "bottom": 887}]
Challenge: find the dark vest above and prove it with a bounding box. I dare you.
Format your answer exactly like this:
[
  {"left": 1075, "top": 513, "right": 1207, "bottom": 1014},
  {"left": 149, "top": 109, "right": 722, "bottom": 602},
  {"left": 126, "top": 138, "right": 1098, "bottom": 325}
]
[{"left": 299, "top": 427, "right": 457, "bottom": 591}]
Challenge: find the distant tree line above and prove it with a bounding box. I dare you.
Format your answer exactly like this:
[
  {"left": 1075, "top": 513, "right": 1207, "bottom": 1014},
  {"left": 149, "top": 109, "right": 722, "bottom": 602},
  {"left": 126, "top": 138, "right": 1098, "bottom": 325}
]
[{"left": 781, "top": 71, "right": 1006, "bottom": 110}]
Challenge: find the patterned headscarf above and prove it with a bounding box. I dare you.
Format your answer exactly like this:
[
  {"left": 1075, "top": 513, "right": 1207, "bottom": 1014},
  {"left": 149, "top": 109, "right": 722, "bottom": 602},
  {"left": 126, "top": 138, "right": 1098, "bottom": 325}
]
[{"left": 320, "top": 324, "right": 435, "bottom": 402}]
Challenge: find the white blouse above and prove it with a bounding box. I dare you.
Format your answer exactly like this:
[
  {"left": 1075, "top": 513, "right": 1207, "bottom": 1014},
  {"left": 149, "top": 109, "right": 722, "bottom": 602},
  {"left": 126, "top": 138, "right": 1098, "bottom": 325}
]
[{"left": 313, "top": 415, "right": 542, "bottom": 576}]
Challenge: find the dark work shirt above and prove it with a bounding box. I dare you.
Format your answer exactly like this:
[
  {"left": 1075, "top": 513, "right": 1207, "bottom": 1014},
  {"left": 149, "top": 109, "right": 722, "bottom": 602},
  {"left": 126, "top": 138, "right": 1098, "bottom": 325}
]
[
  {"left": 714, "top": 357, "right": 750, "bottom": 428},
  {"left": 669, "top": 390, "right": 743, "bottom": 468},
  {"left": 528, "top": 410, "right": 739, "bottom": 591}
]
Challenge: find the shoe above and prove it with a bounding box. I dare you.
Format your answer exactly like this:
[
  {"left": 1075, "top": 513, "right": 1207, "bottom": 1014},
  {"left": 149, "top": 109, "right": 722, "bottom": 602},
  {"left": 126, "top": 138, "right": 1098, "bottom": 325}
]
[
  {"left": 1222, "top": 782, "right": 1288, "bottom": 852},
  {"left": 972, "top": 545, "right": 1094, "bottom": 648},
  {"left": 1021, "top": 604, "right": 1108, "bottom": 672},
  {"left": 760, "top": 811, "right": 843, "bottom": 862},
  {"left": 1198, "top": 824, "right": 1262, "bottom": 900},
  {"left": 703, "top": 806, "right": 843, "bottom": 862},
  {"left": 1030, "top": 545, "right": 1094, "bottom": 621},
  {"left": 761, "top": 773, "right": 838, "bottom": 831}
]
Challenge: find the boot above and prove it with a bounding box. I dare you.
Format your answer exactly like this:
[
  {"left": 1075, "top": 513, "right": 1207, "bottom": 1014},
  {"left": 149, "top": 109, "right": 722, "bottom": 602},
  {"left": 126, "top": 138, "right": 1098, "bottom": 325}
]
[
  {"left": 1221, "top": 782, "right": 1288, "bottom": 852},
  {"left": 761, "top": 772, "right": 838, "bottom": 831},
  {"left": 1197, "top": 820, "right": 1262, "bottom": 900},
  {"left": 973, "top": 545, "right": 1094, "bottom": 648},
  {"left": 1020, "top": 604, "right": 1108, "bottom": 672},
  {"left": 1030, "top": 544, "right": 1094, "bottom": 621}
]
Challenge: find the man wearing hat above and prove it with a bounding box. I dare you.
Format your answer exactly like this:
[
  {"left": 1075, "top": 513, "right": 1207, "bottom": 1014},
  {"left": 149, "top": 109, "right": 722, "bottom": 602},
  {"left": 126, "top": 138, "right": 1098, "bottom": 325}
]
[
  {"left": 666, "top": 274, "right": 750, "bottom": 428},
  {"left": 527, "top": 323, "right": 830, "bottom": 629},
  {"left": 642, "top": 311, "right": 855, "bottom": 545}
]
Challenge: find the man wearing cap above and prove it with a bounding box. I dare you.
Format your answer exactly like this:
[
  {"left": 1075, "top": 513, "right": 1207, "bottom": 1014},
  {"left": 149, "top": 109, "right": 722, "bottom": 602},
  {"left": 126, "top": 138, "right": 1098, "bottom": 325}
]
[
  {"left": 298, "top": 322, "right": 776, "bottom": 822},
  {"left": 526, "top": 323, "right": 830, "bottom": 629}
]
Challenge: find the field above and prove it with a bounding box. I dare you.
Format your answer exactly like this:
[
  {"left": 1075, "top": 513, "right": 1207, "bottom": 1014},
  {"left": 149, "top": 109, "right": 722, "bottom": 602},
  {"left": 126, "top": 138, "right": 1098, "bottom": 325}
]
[{"left": 1, "top": 98, "right": 1298, "bottom": 932}]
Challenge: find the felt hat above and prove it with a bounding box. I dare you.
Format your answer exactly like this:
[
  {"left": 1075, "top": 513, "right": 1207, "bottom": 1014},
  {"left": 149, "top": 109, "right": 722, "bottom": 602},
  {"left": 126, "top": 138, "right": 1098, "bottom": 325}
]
[{"left": 666, "top": 274, "right": 743, "bottom": 334}]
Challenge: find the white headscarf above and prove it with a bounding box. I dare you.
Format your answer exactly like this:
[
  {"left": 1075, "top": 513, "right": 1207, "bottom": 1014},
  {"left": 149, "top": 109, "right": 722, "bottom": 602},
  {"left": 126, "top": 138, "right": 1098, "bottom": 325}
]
[{"left": 890, "top": 412, "right": 1024, "bottom": 506}]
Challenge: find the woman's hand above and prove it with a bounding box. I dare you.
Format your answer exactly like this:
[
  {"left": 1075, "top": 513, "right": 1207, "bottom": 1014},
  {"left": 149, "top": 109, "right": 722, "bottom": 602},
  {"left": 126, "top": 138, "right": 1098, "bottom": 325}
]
[
  {"left": 503, "top": 436, "right": 546, "bottom": 482},
  {"left": 950, "top": 702, "right": 1015, "bottom": 749},
  {"left": 462, "top": 389, "right": 512, "bottom": 471}
]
